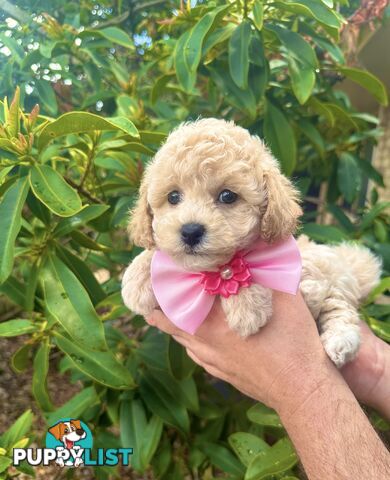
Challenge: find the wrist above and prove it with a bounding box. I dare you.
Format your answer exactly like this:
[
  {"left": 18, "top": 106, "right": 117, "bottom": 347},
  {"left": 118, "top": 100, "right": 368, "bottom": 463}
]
[
  {"left": 267, "top": 351, "right": 337, "bottom": 419},
  {"left": 370, "top": 344, "right": 390, "bottom": 419}
]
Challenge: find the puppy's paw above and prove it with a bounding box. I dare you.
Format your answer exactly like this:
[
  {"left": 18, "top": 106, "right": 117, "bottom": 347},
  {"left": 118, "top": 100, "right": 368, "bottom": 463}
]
[
  {"left": 228, "top": 308, "right": 269, "bottom": 337},
  {"left": 121, "top": 250, "right": 157, "bottom": 317},
  {"left": 222, "top": 284, "right": 272, "bottom": 337},
  {"left": 121, "top": 277, "right": 156, "bottom": 317},
  {"left": 321, "top": 324, "right": 360, "bottom": 368}
]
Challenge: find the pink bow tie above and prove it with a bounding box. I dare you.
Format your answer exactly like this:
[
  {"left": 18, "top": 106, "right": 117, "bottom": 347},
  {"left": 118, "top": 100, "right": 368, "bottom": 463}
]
[{"left": 151, "top": 235, "right": 302, "bottom": 334}]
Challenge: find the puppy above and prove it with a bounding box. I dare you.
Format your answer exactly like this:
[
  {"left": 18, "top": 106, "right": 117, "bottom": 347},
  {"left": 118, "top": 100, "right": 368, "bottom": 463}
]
[
  {"left": 122, "top": 118, "right": 381, "bottom": 367},
  {"left": 48, "top": 419, "right": 86, "bottom": 467}
]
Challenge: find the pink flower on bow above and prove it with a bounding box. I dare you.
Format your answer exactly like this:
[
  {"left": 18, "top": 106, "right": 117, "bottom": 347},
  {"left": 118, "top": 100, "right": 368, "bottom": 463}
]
[{"left": 199, "top": 253, "right": 252, "bottom": 298}]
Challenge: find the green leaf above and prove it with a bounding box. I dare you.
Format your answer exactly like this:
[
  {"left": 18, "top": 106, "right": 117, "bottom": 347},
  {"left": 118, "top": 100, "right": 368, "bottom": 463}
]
[
  {"left": 32, "top": 339, "right": 54, "bottom": 412},
  {"left": 120, "top": 400, "right": 163, "bottom": 472},
  {"left": 264, "top": 101, "right": 296, "bottom": 175},
  {"left": 0, "top": 319, "right": 38, "bottom": 337},
  {"left": 26, "top": 192, "right": 52, "bottom": 225},
  {"left": 54, "top": 332, "right": 136, "bottom": 389},
  {"left": 252, "top": 0, "right": 264, "bottom": 30},
  {"left": 39, "top": 40, "right": 58, "bottom": 58},
  {"left": 55, "top": 245, "right": 106, "bottom": 306},
  {"left": 200, "top": 442, "right": 245, "bottom": 476},
  {"left": 174, "top": 30, "right": 195, "bottom": 92},
  {"left": 25, "top": 261, "right": 40, "bottom": 312},
  {"left": 327, "top": 204, "right": 355, "bottom": 232},
  {"left": 29, "top": 165, "right": 82, "bottom": 217},
  {"left": 37, "top": 112, "right": 139, "bottom": 149},
  {"left": 0, "top": 166, "right": 13, "bottom": 184},
  {"left": 355, "top": 156, "right": 384, "bottom": 187},
  {"left": 53, "top": 204, "right": 110, "bottom": 237},
  {"left": 120, "top": 399, "right": 147, "bottom": 472},
  {"left": 0, "top": 410, "right": 33, "bottom": 448},
  {"left": 175, "top": 5, "right": 230, "bottom": 92},
  {"left": 314, "top": 36, "right": 344, "bottom": 63},
  {"left": 228, "top": 432, "right": 269, "bottom": 466},
  {"left": 337, "top": 152, "right": 361, "bottom": 203},
  {"left": 168, "top": 337, "right": 196, "bottom": 380},
  {"left": 0, "top": 177, "right": 29, "bottom": 284},
  {"left": 229, "top": 20, "right": 251, "bottom": 89},
  {"left": 280, "top": 0, "right": 342, "bottom": 38},
  {"left": 139, "top": 370, "right": 190, "bottom": 434},
  {"left": 42, "top": 255, "right": 107, "bottom": 351},
  {"left": 141, "top": 415, "right": 163, "bottom": 468},
  {"left": 0, "top": 456, "right": 12, "bottom": 473},
  {"left": 364, "top": 277, "right": 390, "bottom": 304},
  {"left": 366, "top": 317, "right": 390, "bottom": 342},
  {"left": 202, "top": 24, "right": 236, "bottom": 57},
  {"left": 0, "top": 33, "right": 24, "bottom": 63},
  {"left": 245, "top": 437, "right": 298, "bottom": 480},
  {"left": 11, "top": 343, "right": 32, "bottom": 373},
  {"left": 6, "top": 87, "right": 20, "bottom": 137},
  {"left": 150, "top": 74, "right": 175, "bottom": 104},
  {"left": 187, "top": 5, "right": 230, "bottom": 72},
  {"left": 247, "top": 403, "right": 283, "bottom": 428},
  {"left": 301, "top": 223, "right": 348, "bottom": 243},
  {"left": 309, "top": 97, "right": 335, "bottom": 126},
  {"left": 338, "top": 66, "right": 388, "bottom": 106},
  {"left": 209, "top": 67, "right": 257, "bottom": 119},
  {"left": 70, "top": 230, "right": 110, "bottom": 252},
  {"left": 268, "top": 25, "right": 317, "bottom": 104},
  {"left": 360, "top": 202, "right": 390, "bottom": 230},
  {"left": 83, "top": 27, "right": 134, "bottom": 48},
  {"left": 35, "top": 79, "right": 58, "bottom": 116},
  {"left": 298, "top": 120, "right": 325, "bottom": 157},
  {"left": 46, "top": 386, "right": 99, "bottom": 426}
]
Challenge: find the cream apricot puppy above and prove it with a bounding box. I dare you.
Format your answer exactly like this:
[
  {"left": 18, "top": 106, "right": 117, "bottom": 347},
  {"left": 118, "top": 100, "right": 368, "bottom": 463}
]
[{"left": 122, "top": 118, "right": 381, "bottom": 367}]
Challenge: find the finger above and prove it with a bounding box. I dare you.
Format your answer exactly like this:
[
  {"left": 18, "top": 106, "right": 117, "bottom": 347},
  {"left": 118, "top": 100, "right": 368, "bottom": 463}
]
[
  {"left": 172, "top": 334, "right": 190, "bottom": 348},
  {"left": 147, "top": 309, "right": 191, "bottom": 340},
  {"left": 186, "top": 347, "right": 227, "bottom": 381},
  {"left": 185, "top": 347, "right": 204, "bottom": 367}
]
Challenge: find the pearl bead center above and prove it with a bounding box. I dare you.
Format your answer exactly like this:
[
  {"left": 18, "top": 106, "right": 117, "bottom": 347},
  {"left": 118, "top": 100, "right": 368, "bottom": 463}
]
[{"left": 220, "top": 266, "right": 233, "bottom": 280}]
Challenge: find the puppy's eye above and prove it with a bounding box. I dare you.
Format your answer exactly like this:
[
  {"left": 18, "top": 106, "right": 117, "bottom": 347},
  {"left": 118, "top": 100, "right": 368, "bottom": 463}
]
[
  {"left": 218, "top": 189, "right": 238, "bottom": 204},
  {"left": 64, "top": 428, "right": 69, "bottom": 433},
  {"left": 168, "top": 190, "right": 181, "bottom": 205}
]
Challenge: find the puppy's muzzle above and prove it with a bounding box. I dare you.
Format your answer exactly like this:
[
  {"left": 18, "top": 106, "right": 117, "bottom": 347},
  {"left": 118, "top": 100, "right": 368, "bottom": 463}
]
[
  {"left": 181, "top": 223, "right": 205, "bottom": 247},
  {"left": 76, "top": 429, "right": 84, "bottom": 436}
]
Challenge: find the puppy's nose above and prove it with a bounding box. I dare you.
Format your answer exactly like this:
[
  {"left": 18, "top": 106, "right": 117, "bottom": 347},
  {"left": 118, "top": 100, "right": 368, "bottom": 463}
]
[
  {"left": 76, "top": 429, "right": 84, "bottom": 436},
  {"left": 181, "top": 223, "right": 205, "bottom": 247}
]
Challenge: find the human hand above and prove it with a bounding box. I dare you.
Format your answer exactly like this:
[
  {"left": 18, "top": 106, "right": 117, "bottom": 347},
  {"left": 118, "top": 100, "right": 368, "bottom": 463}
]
[
  {"left": 147, "top": 291, "right": 335, "bottom": 416},
  {"left": 341, "top": 321, "right": 390, "bottom": 419}
]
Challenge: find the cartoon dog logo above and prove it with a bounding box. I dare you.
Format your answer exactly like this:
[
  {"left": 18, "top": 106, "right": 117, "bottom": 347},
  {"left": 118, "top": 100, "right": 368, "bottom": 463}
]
[{"left": 48, "top": 419, "right": 86, "bottom": 467}]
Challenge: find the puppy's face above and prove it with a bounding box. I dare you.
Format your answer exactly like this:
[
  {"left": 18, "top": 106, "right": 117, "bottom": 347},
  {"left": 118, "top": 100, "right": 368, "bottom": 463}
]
[
  {"left": 48, "top": 420, "right": 86, "bottom": 448},
  {"left": 148, "top": 154, "right": 263, "bottom": 271},
  {"left": 130, "top": 119, "right": 301, "bottom": 271}
]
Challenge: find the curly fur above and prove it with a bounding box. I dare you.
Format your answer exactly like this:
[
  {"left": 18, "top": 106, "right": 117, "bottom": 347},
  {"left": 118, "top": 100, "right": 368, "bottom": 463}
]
[{"left": 122, "top": 118, "right": 381, "bottom": 367}]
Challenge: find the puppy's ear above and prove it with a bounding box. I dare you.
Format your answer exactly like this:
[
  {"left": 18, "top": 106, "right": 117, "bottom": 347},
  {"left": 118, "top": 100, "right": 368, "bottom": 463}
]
[
  {"left": 260, "top": 164, "right": 302, "bottom": 243},
  {"left": 48, "top": 423, "right": 62, "bottom": 440},
  {"left": 71, "top": 419, "right": 81, "bottom": 430},
  {"left": 128, "top": 173, "right": 155, "bottom": 249}
]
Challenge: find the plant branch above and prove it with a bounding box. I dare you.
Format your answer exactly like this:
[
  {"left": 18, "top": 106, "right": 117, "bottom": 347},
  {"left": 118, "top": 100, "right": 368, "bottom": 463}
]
[{"left": 66, "top": 178, "right": 103, "bottom": 204}]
